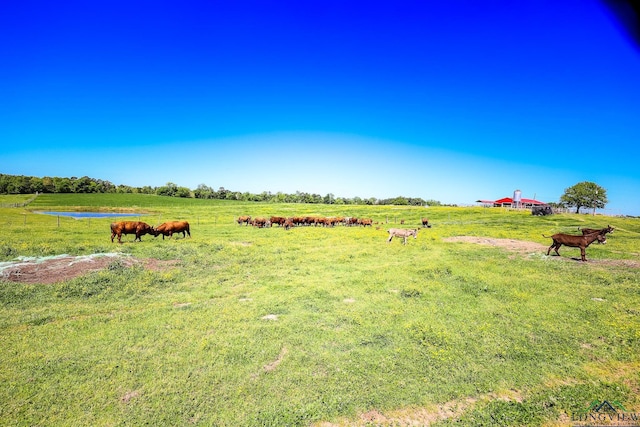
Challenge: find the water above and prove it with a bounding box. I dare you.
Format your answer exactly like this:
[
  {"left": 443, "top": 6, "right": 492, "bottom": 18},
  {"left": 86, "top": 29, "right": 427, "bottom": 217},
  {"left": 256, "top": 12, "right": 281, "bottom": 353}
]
[{"left": 36, "top": 211, "right": 144, "bottom": 219}]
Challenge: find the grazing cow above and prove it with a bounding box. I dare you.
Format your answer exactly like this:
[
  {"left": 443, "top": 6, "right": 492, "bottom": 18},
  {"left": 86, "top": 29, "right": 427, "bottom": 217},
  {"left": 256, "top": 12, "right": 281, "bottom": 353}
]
[
  {"left": 110, "top": 221, "right": 155, "bottom": 243},
  {"left": 532, "top": 206, "right": 553, "bottom": 216},
  {"left": 543, "top": 231, "right": 606, "bottom": 262},
  {"left": 345, "top": 217, "right": 358, "bottom": 226},
  {"left": 251, "top": 217, "right": 270, "bottom": 228},
  {"left": 387, "top": 228, "right": 418, "bottom": 245},
  {"left": 579, "top": 225, "right": 614, "bottom": 236},
  {"left": 360, "top": 218, "right": 373, "bottom": 227},
  {"left": 155, "top": 221, "right": 191, "bottom": 240},
  {"left": 421, "top": 218, "right": 432, "bottom": 228},
  {"left": 237, "top": 215, "right": 251, "bottom": 226},
  {"left": 284, "top": 218, "right": 295, "bottom": 230},
  {"left": 270, "top": 216, "right": 286, "bottom": 227}
]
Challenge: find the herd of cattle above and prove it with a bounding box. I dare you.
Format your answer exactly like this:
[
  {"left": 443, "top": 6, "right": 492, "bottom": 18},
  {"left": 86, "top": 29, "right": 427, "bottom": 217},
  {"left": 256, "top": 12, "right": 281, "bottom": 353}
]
[
  {"left": 109, "top": 217, "right": 615, "bottom": 261},
  {"left": 236, "top": 215, "right": 432, "bottom": 230}
]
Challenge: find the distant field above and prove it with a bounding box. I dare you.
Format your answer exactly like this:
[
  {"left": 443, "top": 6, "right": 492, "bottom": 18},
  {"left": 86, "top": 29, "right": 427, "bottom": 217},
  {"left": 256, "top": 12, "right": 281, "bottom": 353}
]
[{"left": 1, "top": 193, "right": 639, "bottom": 426}]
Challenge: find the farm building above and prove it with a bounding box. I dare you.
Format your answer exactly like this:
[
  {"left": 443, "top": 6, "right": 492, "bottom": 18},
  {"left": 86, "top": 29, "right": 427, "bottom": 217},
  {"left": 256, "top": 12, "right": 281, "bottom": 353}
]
[{"left": 476, "top": 196, "right": 547, "bottom": 208}]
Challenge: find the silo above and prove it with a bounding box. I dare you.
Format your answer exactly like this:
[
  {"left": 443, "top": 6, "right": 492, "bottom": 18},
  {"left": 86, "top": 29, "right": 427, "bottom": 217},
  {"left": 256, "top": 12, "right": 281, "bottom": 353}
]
[{"left": 513, "top": 189, "right": 522, "bottom": 208}]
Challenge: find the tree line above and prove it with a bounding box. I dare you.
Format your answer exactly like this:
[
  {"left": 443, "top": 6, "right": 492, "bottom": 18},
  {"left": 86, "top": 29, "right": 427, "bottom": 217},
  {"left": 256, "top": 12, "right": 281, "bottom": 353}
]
[{"left": 0, "top": 174, "right": 443, "bottom": 206}]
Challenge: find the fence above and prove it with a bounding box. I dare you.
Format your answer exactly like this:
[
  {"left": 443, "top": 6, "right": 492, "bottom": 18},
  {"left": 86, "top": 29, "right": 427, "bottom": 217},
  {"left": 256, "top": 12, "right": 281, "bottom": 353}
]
[{"left": 0, "top": 193, "right": 39, "bottom": 208}]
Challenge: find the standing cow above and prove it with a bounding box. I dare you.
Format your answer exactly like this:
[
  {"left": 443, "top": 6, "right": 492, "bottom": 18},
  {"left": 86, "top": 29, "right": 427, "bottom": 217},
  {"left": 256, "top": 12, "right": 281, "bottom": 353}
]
[
  {"left": 154, "top": 221, "right": 191, "bottom": 239},
  {"left": 110, "top": 221, "right": 155, "bottom": 243}
]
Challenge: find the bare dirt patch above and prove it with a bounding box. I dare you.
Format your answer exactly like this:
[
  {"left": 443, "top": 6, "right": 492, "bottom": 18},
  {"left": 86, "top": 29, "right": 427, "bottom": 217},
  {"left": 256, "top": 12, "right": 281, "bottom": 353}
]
[
  {"left": 443, "top": 236, "right": 640, "bottom": 268},
  {"left": 0, "top": 254, "right": 179, "bottom": 284},
  {"left": 443, "top": 236, "right": 547, "bottom": 254}
]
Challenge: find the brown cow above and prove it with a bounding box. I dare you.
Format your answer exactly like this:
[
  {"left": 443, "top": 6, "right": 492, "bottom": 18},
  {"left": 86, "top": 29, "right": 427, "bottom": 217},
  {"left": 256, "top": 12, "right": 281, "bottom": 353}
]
[
  {"left": 155, "top": 221, "right": 191, "bottom": 239},
  {"left": 251, "top": 217, "right": 270, "bottom": 228},
  {"left": 110, "top": 221, "right": 155, "bottom": 243},
  {"left": 237, "top": 215, "right": 251, "bottom": 226},
  {"left": 421, "top": 218, "right": 432, "bottom": 228},
  {"left": 360, "top": 218, "right": 373, "bottom": 227},
  {"left": 270, "top": 216, "right": 286, "bottom": 227}
]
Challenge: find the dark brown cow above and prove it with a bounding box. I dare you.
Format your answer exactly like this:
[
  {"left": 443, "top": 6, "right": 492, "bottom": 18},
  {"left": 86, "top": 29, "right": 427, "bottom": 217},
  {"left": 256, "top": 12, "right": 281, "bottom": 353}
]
[
  {"left": 237, "top": 215, "right": 251, "bottom": 226},
  {"left": 543, "top": 230, "right": 606, "bottom": 262},
  {"left": 110, "top": 221, "right": 155, "bottom": 243},
  {"left": 421, "top": 218, "right": 432, "bottom": 228},
  {"left": 155, "top": 221, "right": 191, "bottom": 239}
]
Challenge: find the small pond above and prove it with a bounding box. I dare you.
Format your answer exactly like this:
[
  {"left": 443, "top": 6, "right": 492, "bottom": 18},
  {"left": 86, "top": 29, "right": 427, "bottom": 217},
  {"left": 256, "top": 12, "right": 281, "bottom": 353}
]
[{"left": 36, "top": 211, "right": 145, "bottom": 219}]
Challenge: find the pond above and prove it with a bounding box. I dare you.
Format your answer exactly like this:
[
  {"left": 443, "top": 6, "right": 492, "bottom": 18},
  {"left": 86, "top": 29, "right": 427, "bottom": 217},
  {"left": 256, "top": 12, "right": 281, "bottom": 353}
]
[{"left": 35, "top": 211, "right": 145, "bottom": 219}]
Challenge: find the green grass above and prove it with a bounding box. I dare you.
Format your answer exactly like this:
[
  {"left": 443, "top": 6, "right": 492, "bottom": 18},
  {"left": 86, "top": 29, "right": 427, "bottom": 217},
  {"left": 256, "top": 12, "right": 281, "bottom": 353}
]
[{"left": 1, "top": 194, "right": 639, "bottom": 426}]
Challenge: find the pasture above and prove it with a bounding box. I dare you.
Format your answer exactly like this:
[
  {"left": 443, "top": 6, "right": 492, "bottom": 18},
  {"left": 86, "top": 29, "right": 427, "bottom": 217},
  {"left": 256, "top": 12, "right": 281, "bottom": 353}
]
[{"left": 1, "top": 193, "right": 639, "bottom": 426}]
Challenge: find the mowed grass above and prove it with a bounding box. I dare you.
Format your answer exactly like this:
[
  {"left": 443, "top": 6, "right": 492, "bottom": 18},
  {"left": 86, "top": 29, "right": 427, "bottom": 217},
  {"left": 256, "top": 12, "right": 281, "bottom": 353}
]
[{"left": 1, "top": 194, "right": 639, "bottom": 426}]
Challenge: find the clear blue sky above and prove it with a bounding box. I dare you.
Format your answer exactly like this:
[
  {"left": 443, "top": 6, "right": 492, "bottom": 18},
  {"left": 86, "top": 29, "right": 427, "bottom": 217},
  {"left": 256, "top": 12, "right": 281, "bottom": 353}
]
[{"left": 2, "top": 1, "right": 639, "bottom": 215}]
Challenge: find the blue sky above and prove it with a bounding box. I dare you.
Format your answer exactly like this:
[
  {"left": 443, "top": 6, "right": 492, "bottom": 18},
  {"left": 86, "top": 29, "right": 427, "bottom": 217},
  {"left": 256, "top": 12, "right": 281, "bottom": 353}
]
[{"left": 2, "top": 1, "right": 639, "bottom": 215}]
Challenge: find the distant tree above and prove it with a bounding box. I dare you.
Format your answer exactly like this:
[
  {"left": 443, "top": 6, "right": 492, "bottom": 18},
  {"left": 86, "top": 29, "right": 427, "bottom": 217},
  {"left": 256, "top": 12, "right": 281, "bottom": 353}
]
[
  {"left": 73, "top": 176, "right": 94, "bottom": 193},
  {"left": 42, "top": 176, "right": 55, "bottom": 193},
  {"left": 139, "top": 186, "right": 155, "bottom": 194},
  {"left": 560, "top": 181, "right": 608, "bottom": 214},
  {"left": 175, "top": 186, "right": 192, "bottom": 198},
  {"left": 194, "top": 184, "right": 214, "bottom": 199},
  {"left": 323, "top": 193, "right": 335, "bottom": 204},
  {"left": 156, "top": 182, "right": 178, "bottom": 197},
  {"left": 53, "top": 177, "right": 72, "bottom": 193},
  {"left": 116, "top": 185, "right": 133, "bottom": 193},
  {"left": 390, "top": 196, "right": 408, "bottom": 205}
]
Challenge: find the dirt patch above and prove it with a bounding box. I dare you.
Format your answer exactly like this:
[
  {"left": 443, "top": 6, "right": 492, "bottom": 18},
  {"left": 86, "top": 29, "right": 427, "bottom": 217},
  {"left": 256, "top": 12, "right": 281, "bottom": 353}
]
[
  {"left": 0, "top": 254, "right": 179, "bottom": 284},
  {"left": 251, "top": 347, "right": 288, "bottom": 380},
  {"left": 314, "top": 396, "right": 480, "bottom": 426},
  {"left": 315, "top": 388, "right": 529, "bottom": 426},
  {"left": 443, "top": 236, "right": 547, "bottom": 254},
  {"left": 443, "top": 236, "right": 640, "bottom": 268}
]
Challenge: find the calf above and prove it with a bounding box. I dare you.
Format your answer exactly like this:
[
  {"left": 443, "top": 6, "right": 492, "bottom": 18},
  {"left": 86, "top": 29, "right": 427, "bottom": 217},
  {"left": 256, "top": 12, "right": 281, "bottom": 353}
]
[
  {"left": 387, "top": 228, "right": 418, "bottom": 245},
  {"left": 110, "top": 221, "right": 155, "bottom": 243},
  {"left": 579, "top": 225, "right": 614, "bottom": 236},
  {"left": 543, "top": 231, "right": 606, "bottom": 262},
  {"left": 421, "top": 218, "right": 432, "bottom": 228}
]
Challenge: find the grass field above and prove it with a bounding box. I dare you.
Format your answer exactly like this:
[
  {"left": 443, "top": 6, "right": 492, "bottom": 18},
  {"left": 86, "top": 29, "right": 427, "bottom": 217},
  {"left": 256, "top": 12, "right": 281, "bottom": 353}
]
[{"left": 1, "top": 194, "right": 639, "bottom": 426}]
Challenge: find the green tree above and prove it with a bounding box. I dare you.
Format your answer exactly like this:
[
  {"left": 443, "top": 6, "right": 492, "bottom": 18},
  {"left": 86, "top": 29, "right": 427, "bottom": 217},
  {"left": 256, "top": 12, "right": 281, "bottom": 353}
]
[
  {"left": 194, "top": 184, "right": 214, "bottom": 199},
  {"left": 560, "top": 181, "right": 608, "bottom": 214},
  {"left": 157, "top": 182, "right": 178, "bottom": 197}
]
